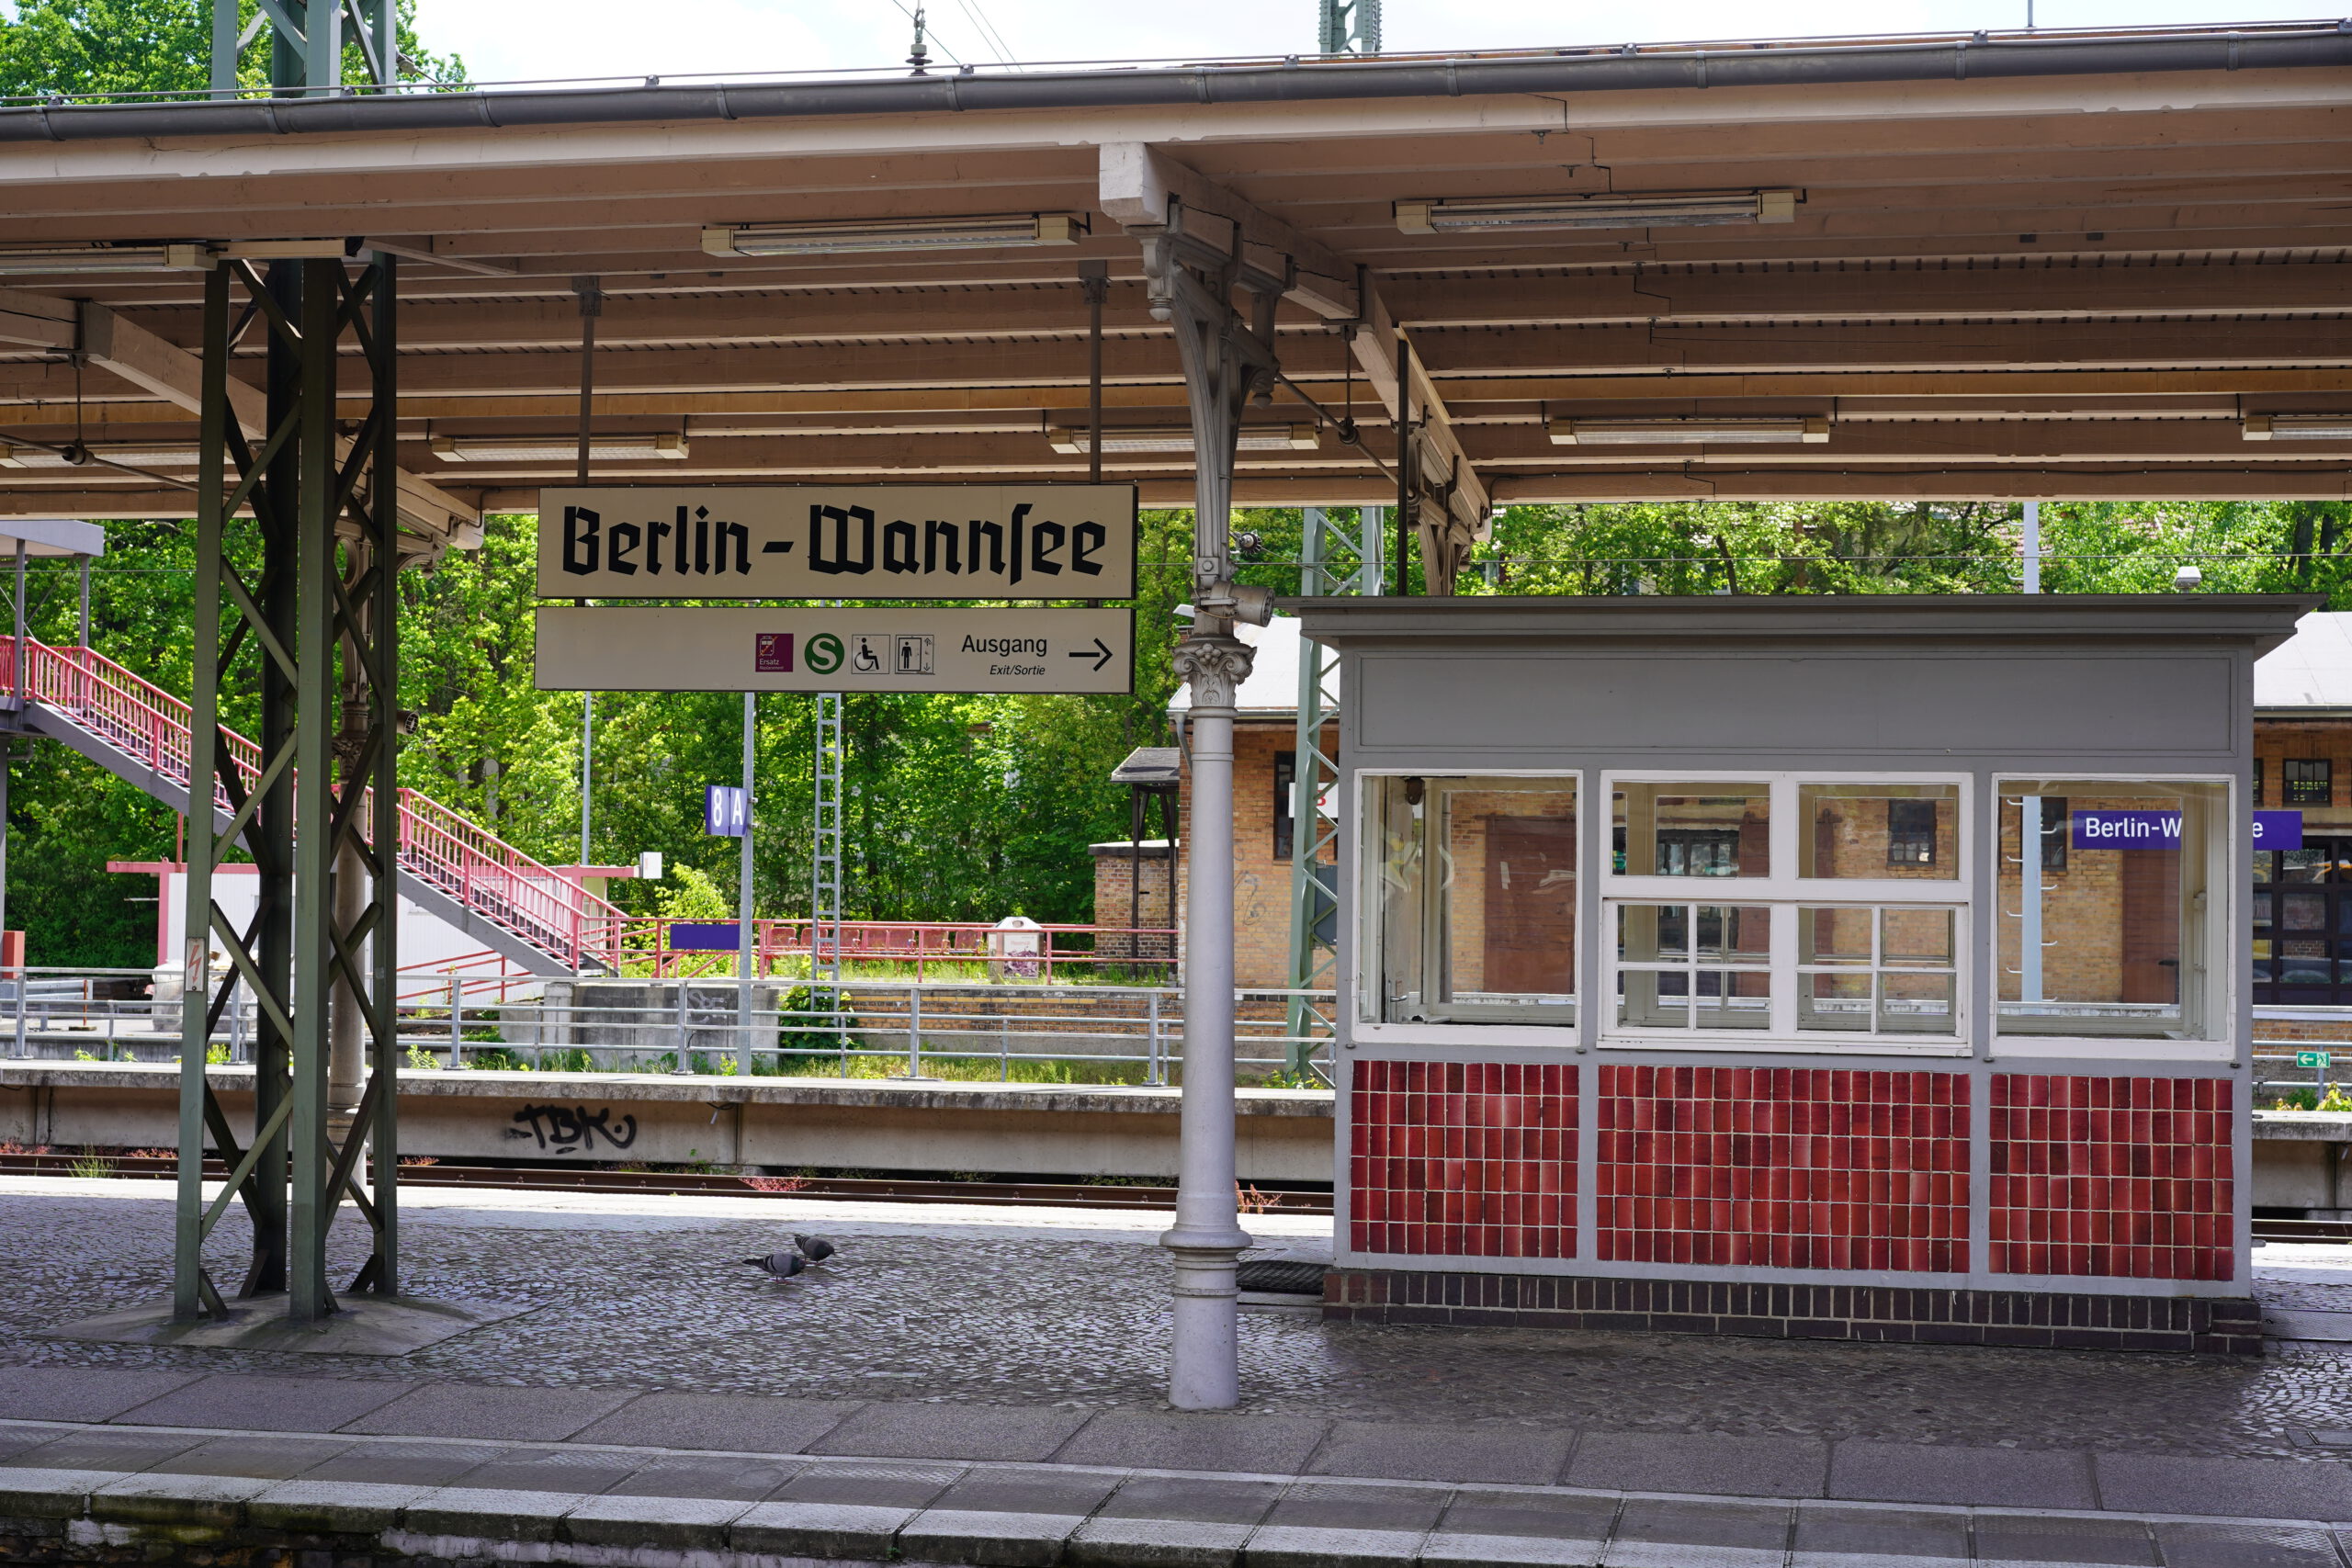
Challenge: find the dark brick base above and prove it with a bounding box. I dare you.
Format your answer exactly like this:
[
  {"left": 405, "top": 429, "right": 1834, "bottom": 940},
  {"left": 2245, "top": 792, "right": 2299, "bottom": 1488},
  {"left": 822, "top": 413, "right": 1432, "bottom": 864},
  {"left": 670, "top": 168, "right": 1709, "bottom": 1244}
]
[{"left": 1323, "top": 1269, "right": 2264, "bottom": 1355}]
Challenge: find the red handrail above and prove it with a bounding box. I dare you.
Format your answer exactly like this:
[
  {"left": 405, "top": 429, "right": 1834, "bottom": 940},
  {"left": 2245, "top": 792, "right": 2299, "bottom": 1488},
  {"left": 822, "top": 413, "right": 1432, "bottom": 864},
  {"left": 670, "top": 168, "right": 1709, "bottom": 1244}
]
[{"left": 2, "top": 636, "right": 626, "bottom": 972}]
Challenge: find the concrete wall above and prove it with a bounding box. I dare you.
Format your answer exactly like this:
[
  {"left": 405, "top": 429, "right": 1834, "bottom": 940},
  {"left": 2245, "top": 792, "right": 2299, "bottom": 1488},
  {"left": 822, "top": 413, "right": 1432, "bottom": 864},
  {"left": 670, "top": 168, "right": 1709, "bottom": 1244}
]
[{"left": 0, "top": 1062, "right": 1334, "bottom": 1181}]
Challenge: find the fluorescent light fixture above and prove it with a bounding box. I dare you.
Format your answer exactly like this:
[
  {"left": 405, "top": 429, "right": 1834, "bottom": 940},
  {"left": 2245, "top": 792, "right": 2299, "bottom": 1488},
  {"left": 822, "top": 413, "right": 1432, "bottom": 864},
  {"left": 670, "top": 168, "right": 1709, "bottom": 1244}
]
[
  {"left": 0, "top": 444, "right": 204, "bottom": 468},
  {"left": 0, "top": 243, "right": 209, "bottom": 275},
  {"left": 1549, "top": 416, "right": 1830, "bottom": 446},
  {"left": 220, "top": 239, "right": 349, "bottom": 260},
  {"left": 704, "top": 213, "right": 1086, "bottom": 257},
  {"left": 2244, "top": 414, "right": 2352, "bottom": 441},
  {"left": 1397, "top": 190, "right": 1797, "bottom": 233},
  {"left": 1048, "top": 425, "right": 1319, "bottom": 456},
  {"left": 432, "top": 434, "right": 688, "bottom": 463}
]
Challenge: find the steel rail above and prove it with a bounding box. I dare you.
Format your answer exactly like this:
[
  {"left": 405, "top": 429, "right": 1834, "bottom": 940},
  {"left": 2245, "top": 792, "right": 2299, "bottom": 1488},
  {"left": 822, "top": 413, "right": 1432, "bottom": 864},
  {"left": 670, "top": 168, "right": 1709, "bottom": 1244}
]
[{"left": 0, "top": 1150, "right": 1334, "bottom": 1213}]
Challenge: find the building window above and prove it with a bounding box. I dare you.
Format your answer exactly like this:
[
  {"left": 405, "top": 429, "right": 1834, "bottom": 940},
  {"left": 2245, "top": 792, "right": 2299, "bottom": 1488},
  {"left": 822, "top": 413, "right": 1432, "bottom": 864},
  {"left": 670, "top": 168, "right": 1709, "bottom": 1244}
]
[
  {"left": 1366, "top": 774, "right": 1579, "bottom": 1025},
  {"left": 1996, "top": 777, "right": 2228, "bottom": 1043},
  {"left": 1600, "top": 774, "right": 1967, "bottom": 1049},
  {"left": 1887, "top": 798, "right": 1939, "bottom": 867},
  {"left": 2254, "top": 758, "right": 2265, "bottom": 807},
  {"left": 2287, "top": 759, "right": 2332, "bottom": 806},
  {"left": 1273, "top": 750, "right": 1295, "bottom": 862}
]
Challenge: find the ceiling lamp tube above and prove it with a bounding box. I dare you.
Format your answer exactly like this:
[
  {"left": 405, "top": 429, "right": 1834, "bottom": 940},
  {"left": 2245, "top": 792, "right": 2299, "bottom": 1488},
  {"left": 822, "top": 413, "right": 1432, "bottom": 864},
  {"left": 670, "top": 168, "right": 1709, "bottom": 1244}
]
[
  {"left": 0, "top": 444, "right": 205, "bottom": 468},
  {"left": 432, "top": 434, "right": 688, "bottom": 463},
  {"left": 1397, "top": 190, "right": 1798, "bottom": 232},
  {"left": 0, "top": 243, "right": 209, "bottom": 275},
  {"left": 704, "top": 214, "right": 1087, "bottom": 257},
  {"left": 2244, "top": 415, "right": 2352, "bottom": 441},
  {"left": 1048, "top": 425, "right": 1320, "bottom": 455},
  {"left": 1549, "top": 416, "right": 1830, "bottom": 446}
]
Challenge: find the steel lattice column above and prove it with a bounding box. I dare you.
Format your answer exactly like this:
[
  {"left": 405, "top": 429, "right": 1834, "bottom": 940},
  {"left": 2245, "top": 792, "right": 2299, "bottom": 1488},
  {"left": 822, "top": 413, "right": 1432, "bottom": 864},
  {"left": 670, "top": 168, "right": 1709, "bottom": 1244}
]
[
  {"left": 1283, "top": 505, "right": 1382, "bottom": 1080},
  {"left": 174, "top": 254, "right": 403, "bottom": 1325}
]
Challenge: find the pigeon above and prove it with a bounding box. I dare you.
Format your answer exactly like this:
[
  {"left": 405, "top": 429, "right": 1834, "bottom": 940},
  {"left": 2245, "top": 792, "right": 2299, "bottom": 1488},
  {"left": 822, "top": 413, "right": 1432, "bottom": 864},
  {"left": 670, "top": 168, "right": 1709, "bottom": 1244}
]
[
  {"left": 794, "top": 1234, "right": 838, "bottom": 1264},
  {"left": 742, "top": 1249, "right": 805, "bottom": 1279}
]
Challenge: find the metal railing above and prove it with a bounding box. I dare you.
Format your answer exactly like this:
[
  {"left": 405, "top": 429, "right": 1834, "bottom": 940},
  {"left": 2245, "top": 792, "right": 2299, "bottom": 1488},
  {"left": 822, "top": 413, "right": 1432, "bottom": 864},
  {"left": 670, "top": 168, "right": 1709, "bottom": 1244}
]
[
  {"left": 0, "top": 636, "right": 628, "bottom": 972},
  {"left": 0, "top": 965, "right": 1335, "bottom": 1087}
]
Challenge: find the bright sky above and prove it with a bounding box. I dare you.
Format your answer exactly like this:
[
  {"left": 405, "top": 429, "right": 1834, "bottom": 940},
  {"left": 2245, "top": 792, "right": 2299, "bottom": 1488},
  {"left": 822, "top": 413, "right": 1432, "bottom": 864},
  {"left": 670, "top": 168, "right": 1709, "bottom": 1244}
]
[{"left": 412, "top": 0, "right": 2324, "bottom": 85}]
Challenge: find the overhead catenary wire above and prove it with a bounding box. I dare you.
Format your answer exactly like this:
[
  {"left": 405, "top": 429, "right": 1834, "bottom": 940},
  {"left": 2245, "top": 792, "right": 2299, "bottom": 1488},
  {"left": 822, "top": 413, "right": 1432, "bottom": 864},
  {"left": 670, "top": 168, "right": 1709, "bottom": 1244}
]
[{"left": 881, "top": 0, "right": 965, "bottom": 67}]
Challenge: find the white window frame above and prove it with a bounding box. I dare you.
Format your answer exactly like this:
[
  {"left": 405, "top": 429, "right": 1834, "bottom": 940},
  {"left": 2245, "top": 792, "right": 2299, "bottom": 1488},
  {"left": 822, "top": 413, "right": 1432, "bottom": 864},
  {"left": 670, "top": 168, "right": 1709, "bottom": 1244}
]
[
  {"left": 1600, "top": 771, "right": 1973, "bottom": 1055},
  {"left": 1989, "top": 771, "right": 2235, "bottom": 1062},
  {"left": 1352, "top": 768, "right": 1585, "bottom": 1048}
]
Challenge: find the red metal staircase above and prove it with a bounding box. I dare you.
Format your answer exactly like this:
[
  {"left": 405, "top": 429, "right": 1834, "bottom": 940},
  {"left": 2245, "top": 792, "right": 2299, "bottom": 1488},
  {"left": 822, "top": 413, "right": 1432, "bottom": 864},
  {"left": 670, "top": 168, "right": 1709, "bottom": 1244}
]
[{"left": 0, "top": 636, "right": 622, "bottom": 976}]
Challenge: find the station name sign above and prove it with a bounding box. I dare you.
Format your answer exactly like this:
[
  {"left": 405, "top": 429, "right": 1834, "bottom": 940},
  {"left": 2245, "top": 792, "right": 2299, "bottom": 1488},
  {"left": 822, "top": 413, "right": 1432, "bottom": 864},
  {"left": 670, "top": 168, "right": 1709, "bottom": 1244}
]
[
  {"left": 2070, "top": 809, "right": 2301, "bottom": 850},
  {"left": 536, "top": 485, "right": 1137, "bottom": 600}
]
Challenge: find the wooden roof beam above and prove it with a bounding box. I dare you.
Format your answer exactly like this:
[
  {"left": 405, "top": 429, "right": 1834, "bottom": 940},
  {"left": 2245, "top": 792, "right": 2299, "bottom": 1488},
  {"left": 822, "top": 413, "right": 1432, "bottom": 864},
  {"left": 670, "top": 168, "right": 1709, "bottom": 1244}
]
[{"left": 1097, "top": 142, "right": 1357, "bottom": 321}]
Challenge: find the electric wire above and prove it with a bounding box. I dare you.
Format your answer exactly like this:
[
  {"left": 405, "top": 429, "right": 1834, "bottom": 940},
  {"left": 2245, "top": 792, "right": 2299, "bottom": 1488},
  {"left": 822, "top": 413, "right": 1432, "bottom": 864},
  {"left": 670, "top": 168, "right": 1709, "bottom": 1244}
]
[{"left": 952, "top": 0, "right": 1018, "bottom": 65}]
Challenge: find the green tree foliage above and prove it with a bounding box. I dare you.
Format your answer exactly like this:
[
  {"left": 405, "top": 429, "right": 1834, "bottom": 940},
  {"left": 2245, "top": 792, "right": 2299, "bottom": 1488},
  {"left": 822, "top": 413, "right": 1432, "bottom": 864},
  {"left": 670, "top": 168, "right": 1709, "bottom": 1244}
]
[
  {"left": 11, "top": 499, "right": 2352, "bottom": 967},
  {"left": 0, "top": 0, "right": 463, "bottom": 101}
]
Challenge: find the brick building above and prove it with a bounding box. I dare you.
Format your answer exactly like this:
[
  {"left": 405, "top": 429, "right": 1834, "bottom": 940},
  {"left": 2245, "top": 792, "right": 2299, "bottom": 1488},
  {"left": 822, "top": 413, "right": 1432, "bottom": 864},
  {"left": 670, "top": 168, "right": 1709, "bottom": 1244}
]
[
  {"left": 1092, "top": 618, "right": 1332, "bottom": 988},
  {"left": 2252, "top": 611, "right": 2352, "bottom": 1005}
]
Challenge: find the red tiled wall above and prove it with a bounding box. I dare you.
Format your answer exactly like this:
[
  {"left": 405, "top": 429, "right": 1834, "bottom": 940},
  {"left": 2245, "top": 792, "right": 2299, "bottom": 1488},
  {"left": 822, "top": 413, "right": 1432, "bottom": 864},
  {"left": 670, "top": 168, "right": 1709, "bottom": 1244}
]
[
  {"left": 1349, "top": 1061, "right": 1575, "bottom": 1258},
  {"left": 1595, "top": 1066, "right": 1970, "bottom": 1271},
  {"left": 1990, "top": 1075, "right": 2234, "bottom": 1281}
]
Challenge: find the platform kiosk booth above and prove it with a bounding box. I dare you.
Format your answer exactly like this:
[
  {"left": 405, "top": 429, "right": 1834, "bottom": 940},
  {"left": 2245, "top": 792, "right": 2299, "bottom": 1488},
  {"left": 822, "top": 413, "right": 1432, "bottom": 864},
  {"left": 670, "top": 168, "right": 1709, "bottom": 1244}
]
[{"left": 1298, "top": 594, "right": 2313, "bottom": 1354}]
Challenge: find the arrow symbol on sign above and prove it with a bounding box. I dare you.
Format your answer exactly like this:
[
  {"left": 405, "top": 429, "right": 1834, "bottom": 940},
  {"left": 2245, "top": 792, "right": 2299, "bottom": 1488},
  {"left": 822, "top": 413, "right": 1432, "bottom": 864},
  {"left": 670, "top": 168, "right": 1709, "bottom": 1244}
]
[{"left": 1068, "top": 637, "right": 1114, "bottom": 672}]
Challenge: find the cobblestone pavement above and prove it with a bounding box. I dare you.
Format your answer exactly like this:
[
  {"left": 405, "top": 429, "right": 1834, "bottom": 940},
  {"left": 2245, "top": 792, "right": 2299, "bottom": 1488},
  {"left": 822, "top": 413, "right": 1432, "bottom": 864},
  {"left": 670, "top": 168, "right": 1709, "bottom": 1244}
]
[{"left": 5, "top": 1178, "right": 2352, "bottom": 1461}]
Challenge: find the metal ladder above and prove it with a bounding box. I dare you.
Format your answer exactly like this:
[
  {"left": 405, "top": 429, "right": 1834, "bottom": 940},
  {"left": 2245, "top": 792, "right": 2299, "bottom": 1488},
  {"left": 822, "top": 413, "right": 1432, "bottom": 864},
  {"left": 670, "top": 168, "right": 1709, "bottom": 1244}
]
[{"left": 810, "top": 691, "right": 845, "bottom": 1054}]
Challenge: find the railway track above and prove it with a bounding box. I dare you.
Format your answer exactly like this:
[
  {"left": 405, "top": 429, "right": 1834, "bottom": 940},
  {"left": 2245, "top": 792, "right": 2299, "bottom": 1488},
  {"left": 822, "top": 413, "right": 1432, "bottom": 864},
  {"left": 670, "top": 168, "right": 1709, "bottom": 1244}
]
[{"left": 0, "top": 1151, "right": 1333, "bottom": 1215}]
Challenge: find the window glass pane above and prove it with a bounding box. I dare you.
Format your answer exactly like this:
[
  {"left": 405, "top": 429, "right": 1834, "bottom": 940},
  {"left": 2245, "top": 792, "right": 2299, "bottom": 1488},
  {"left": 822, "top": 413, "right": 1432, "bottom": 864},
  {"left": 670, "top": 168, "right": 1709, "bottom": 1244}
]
[
  {"left": 2252, "top": 850, "right": 2276, "bottom": 886},
  {"left": 1996, "top": 778, "right": 2224, "bottom": 1040},
  {"left": 1696, "top": 905, "right": 1770, "bottom": 962},
  {"left": 1801, "top": 906, "right": 1873, "bottom": 965},
  {"left": 2281, "top": 849, "right": 2329, "bottom": 884},
  {"left": 1613, "top": 782, "right": 1769, "bottom": 877},
  {"left": 1618, "top": 968, "right": 1689, "bottom": 1029},
  {"left": 1800, "top": 783, "right": 1961, "bottom": 880},
  {"left": 1882, "top": 908, "right": 1954, "bottom": 966},
  {"left": 1879, "top": 973, "right": 1956, "bottom": 1035},
  {"left": 1618, "top": 904, "right": 1689, "bottom": 962},
  {"left": 1696, "top": 971, "right": 1771, "bottom": 1029},
  {"left": 1801, "top": 972, "right": 1872, "bottom": 1031},
  {"left": 1367, "top": 775, "right": 1577, "bottom": 1025},
  {"left": 1369, "top": 776, "right": 1428, "bottom": 1024}
]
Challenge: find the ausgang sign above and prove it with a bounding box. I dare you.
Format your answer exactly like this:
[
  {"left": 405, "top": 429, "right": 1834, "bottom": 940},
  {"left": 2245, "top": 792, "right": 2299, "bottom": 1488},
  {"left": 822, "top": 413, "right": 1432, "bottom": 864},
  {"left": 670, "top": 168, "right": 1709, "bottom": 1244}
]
[
  {"left": 535, "top": 606, "right": 1135, "bottom": 695},
  {"left": 536, "top": 485, "right": 1137, "bottom": 600}
]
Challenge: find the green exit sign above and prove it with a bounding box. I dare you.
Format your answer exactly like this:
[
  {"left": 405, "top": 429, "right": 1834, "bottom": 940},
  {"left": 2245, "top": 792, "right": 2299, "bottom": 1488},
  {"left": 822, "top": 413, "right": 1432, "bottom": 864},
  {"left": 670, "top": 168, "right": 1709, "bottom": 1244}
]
[{"left": 2299, "top": 1050, "right": 2333, "bottom": 1069}]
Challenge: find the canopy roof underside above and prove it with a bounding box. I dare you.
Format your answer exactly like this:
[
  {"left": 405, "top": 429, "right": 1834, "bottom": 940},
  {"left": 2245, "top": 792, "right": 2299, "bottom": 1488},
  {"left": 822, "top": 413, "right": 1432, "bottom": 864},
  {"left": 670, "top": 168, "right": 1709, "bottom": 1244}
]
[{"left": 4, "top": 20, "right": 2352, "bottom": 523}]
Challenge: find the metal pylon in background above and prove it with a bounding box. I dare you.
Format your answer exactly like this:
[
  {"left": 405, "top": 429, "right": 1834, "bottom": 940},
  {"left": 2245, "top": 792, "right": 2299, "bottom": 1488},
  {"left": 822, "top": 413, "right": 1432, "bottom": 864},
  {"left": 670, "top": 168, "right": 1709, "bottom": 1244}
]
[
  {"left": 1284, "top": 505, "right": 1382, "bottom": 1081},
  {"left": 810, "top": 693, "right": 844, "bottom": 1038},
  {"left": 211, "top": 0, "right": 400, "bottom": 95},
  {"left": 1317, "top": 0, "right": 1381, "bottom": 54},
  {"left": 175, "top": 253, "right": 403, "bottom": 1324}
]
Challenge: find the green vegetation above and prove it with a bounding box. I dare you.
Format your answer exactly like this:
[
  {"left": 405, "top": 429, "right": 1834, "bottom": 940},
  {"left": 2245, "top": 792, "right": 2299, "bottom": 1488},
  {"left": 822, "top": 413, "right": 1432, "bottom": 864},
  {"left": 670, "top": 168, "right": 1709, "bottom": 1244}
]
[
  {"left": 10, "top": 502, "right": 2352, "bottom": 968},
  {"left": 0, "top": 0, "right": 463, "bottom": 101}
]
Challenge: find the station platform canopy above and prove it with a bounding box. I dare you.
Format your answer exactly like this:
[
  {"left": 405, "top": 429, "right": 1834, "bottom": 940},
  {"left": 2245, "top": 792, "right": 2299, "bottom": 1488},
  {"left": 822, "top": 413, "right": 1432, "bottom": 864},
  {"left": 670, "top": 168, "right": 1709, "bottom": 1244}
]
[{"left": 0, "top": 19, "right": 2349, "bottom": 533}]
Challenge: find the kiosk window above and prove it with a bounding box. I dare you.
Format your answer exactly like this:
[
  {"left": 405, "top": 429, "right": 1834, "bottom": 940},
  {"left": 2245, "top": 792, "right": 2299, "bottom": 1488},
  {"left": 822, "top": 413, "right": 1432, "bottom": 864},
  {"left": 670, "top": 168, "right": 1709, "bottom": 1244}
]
[
  {"left": 1368, "top": 774, "right": 1578, "bottom": 1026},
  {"left": 1996, "top": 777, "right": 2227, "bottom": 1043},
  {"left": 1601, "top": 773, "right": 1968, "bottom": 1049},
  {"left": 2287, "top": 760, "right": 2332, "bottom": 806}
]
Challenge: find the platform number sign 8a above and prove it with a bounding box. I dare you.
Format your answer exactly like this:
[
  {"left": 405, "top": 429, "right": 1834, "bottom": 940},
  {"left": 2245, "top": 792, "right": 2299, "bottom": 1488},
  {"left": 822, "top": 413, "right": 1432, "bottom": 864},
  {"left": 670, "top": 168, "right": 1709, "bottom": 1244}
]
[
  {"left": 806, "top": 633, "right": 845, "bottom": 676},
  {"left": 2299, "top": 1050, "right": 2333, "bottom": 1069}
]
